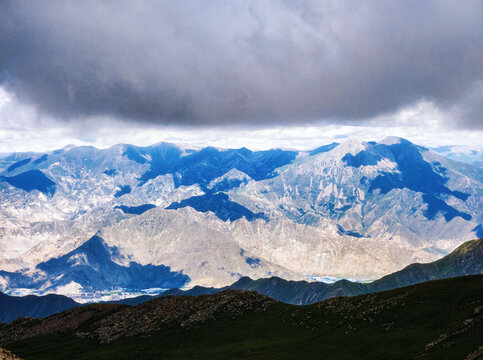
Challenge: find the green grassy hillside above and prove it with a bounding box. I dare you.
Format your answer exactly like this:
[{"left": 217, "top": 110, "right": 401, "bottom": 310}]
[{"left": 1, "top": 275, "right": 482, "bottom": 359}]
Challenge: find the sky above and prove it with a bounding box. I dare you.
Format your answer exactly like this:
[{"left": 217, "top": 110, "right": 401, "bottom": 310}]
[{"left": 0, "top": 0, "right": 482, "bottom": 153}]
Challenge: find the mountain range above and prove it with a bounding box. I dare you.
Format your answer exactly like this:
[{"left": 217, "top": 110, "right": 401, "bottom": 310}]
[{"left": 0, "top": 137, "right": 482, "bottom": 299}]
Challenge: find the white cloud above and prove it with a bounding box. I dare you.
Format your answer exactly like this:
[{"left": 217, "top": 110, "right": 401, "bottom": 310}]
[{"left": 0, "top": 87, "right": 481, "bottom": 154}]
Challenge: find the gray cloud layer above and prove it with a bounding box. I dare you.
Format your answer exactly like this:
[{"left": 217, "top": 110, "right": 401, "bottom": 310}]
[{"left": 0, "top": 0, "right": 482, "bottom": 127}]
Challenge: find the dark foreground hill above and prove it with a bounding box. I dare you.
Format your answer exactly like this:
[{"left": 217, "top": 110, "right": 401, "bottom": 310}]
[{"left": 1, "top": 276, "right": 483, "bottom": 359}]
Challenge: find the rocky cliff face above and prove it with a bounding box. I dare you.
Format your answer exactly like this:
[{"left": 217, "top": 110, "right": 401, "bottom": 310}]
[{"left": 0, "top": 137, "right": 481, "bottom": 298}]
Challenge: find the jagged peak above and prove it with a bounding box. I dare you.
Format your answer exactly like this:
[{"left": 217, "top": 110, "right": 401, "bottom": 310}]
[
  {"left": 332, "top": 138, "right": 368, "bottom": 155},
  {"left": 210, "top": 168, "right": 251, "bottom": 182}
]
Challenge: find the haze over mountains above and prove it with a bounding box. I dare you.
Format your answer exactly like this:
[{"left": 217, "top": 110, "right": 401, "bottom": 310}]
[
  {"left": 0, "top": 137, "right": 481, "bottom": 301},
  {"left": 432, "top": 145, "right": 483, "bottom": 167}
]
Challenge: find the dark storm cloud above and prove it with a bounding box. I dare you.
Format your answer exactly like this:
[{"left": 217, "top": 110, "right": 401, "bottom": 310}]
[{"left": 0, "top": 0, "right": 482, "bottom": 127}]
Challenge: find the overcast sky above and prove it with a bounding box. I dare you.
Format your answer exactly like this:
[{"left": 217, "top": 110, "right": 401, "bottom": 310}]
[{"left": 0, "top": 0, "right": 482, "bottom": 153}]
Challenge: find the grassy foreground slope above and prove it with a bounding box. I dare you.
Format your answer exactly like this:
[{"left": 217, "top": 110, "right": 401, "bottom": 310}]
[{"left": 1, "top": 275, "right": 482, "bottom": 360}]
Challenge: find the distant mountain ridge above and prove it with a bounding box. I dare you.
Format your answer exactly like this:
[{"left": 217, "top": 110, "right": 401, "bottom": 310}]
[{"left": 432, "top": 145, "right": 483, "bottom": 167}]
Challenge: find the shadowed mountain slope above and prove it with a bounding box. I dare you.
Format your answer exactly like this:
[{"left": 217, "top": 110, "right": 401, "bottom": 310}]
[
  {"left": 0, "top": 235, "right": 190, "bottom": 293},
  {"left": 0, "top": 293, "right": 79, "bottom": 323}
]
